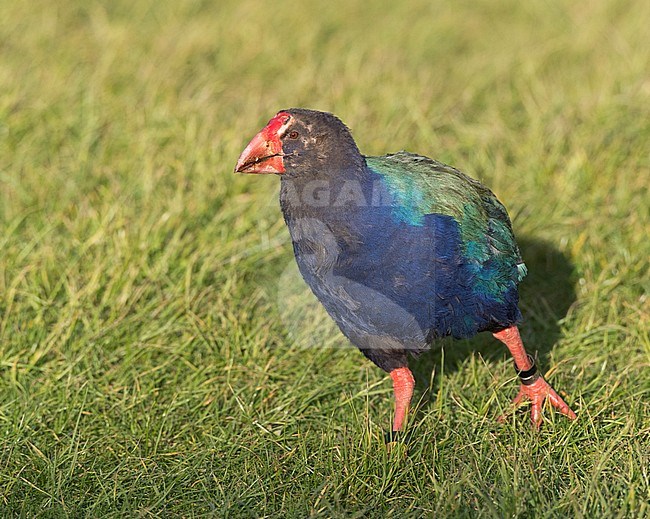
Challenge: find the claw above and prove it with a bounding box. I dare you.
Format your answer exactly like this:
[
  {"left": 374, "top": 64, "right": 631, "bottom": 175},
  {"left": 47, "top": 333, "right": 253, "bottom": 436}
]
[{"left": 504, "top": 376, "right": 576, "bottom": 428}]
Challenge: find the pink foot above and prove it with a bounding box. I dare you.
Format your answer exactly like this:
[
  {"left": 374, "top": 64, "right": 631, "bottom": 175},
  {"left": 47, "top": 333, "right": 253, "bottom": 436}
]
[{"left": 502, "top": 376, "right": 577, "bottom": 428}]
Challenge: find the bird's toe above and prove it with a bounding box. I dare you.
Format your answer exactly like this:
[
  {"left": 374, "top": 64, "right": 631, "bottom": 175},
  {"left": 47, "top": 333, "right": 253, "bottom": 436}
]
[
  {"left": 499, "top": 376, "right": 576, "bottom": 427},
  {"left": 520, "top": 376, "right": 576, "bottom": 427}
]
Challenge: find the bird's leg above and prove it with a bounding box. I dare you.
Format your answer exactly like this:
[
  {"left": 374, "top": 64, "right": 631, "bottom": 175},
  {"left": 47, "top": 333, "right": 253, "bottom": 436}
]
[
  {"left": 493, "top": 326, "right": 576, "bottom": 428},
  {"left": 389, "top": 367, "right": 415, "bottom": 431}
]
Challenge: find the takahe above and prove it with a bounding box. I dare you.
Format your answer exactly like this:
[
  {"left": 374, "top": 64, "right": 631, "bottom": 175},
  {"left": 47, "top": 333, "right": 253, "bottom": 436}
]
[{"left": 235, "top": 108, "right": 576, "bottom": 431}]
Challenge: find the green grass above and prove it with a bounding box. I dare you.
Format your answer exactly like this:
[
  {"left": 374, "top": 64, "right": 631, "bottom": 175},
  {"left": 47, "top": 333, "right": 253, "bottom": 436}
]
[{"left": 1, "top": 0, "right": 649, "bottom": 516}]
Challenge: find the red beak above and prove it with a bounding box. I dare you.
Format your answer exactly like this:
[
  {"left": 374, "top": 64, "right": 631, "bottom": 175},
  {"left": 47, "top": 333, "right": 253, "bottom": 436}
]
[{"left": 235, "top": 112, "right": 290, "bottom": 174}]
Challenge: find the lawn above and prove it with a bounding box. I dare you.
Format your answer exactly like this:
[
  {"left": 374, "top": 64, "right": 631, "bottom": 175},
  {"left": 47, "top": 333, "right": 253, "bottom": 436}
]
[{"left": 1, "top": 0, "right": 649, "bottom": 516}]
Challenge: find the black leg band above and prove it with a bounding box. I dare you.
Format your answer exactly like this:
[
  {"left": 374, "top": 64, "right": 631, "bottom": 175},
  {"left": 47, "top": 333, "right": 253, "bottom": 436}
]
[{"left": 514, "top": 354, "right": 540, "bottom": 386}]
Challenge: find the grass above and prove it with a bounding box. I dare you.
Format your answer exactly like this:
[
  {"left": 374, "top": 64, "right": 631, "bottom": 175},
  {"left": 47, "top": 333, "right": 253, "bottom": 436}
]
[{"left": 1, "top": 0, "right": 649, "bottom": 516}]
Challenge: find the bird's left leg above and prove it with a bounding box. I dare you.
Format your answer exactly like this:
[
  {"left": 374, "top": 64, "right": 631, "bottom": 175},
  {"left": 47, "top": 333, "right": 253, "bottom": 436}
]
[
  {"left": 493, "top": 326, "right": 576, "bottom": 428},
  {"left": 389, "top": 367, "right": 415, "bottom": 431}
]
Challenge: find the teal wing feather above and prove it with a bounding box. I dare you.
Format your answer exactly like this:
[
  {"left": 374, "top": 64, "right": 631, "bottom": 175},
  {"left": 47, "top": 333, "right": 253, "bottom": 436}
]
[{"left": 366, "top": 152, "right": 527, "bottom": 298}]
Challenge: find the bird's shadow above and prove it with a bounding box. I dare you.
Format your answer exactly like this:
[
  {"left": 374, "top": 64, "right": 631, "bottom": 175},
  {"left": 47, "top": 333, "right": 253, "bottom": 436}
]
[{"left": 410, "top": 237, "right": 577, "bottom": 404}]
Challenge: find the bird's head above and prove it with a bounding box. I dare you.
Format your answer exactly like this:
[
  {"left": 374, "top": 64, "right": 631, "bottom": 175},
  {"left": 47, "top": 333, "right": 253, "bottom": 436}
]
[{"left": 234, "top": 108, "right": 362, "bottom": 176}]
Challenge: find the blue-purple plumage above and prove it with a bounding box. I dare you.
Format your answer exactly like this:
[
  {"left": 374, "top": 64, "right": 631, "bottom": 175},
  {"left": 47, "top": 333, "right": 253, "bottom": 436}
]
[{"left": 280, "top": 159, "right": 523, "bottom": 372}]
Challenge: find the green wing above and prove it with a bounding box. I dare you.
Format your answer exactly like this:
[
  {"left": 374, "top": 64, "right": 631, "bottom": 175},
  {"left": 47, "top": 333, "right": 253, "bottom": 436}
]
[{"left": 366, "top": 152, "right": 527, "bottom": 290}]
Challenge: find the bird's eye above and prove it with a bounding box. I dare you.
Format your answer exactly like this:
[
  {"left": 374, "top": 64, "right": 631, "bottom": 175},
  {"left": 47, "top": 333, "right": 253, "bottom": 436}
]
[{"left": 288, "top": 131, "right": 299, "bottom": 139}]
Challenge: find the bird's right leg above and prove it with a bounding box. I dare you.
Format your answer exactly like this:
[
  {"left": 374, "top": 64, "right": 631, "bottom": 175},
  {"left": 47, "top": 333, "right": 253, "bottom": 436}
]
[
  {"left": 493, "top": 326, "right": 576, "bottom": 428},
  {"left": 390, "top": 367, "right": 415, "bottom": 431}
]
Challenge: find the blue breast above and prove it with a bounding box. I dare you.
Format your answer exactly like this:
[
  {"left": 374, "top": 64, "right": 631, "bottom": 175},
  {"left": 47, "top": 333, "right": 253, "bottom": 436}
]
[{"left": 288, "top": 204, "right": 521, "bottom": 353}]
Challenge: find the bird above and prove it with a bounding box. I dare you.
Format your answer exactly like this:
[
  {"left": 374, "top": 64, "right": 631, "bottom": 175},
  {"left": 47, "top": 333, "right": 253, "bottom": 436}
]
[{"left": 235, "top": 108, "right": 576, "bottom": 432}]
